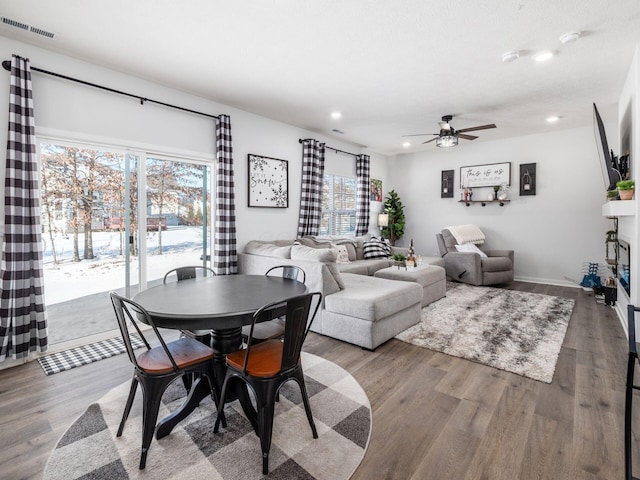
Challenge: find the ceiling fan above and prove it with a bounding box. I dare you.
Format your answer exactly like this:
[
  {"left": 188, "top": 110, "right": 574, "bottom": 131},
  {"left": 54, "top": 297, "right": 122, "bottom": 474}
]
[{"left": 403, "top": 115, "right": 497, "bottom": 147}]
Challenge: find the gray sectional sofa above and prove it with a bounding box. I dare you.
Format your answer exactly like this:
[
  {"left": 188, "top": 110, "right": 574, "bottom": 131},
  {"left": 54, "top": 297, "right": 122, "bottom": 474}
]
[{"left": 238, "top": 235, "right": 446, "bottom": 350}]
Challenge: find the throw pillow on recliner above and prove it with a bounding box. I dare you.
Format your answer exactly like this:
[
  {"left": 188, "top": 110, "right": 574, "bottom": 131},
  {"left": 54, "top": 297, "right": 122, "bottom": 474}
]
[{"left": 363, "top": 237, "right": 391, "bottom": 259}]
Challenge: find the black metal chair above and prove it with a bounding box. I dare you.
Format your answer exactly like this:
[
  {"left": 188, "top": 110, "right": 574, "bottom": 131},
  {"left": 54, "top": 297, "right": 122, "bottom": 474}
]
[
  {"left": 110, "top": 292, "right": 222, "bottom": 469},
  {"left": 626, "top": 304, "right": 640, "bottom": 480},
  {"left": 241, "top": 265, "right": 306, "bottom": 344},
  {"left": 214, "top": 291, "right": 322, "bottom": 475}
]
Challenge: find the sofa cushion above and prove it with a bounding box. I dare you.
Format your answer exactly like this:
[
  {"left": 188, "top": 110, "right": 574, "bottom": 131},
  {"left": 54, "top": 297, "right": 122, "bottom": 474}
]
[
  {"left": 332, "top": 243, "right": 351, "bottom": 263},
  {"left": 337, "top": 262, "right": 370, "bottom": 275},
  {"left": 441, "top": 229, "right": 458, "bottom": 253},
  {"left": 244, "top": 240, "right": 292, "bottom": 258},
  {"left": 291, "top": 244, "right": 345, "bottom": 290},
  {"left": 324, "top": 273, "right": 422, "bottom": 322},
  {"left": 363, "top": 237, "right": 391, "bottom": 259}
]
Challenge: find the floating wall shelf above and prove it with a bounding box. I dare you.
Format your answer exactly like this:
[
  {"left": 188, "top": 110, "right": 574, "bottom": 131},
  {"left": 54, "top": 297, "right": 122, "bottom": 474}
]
[
  {"left": 458, "top": 200, "right": 510, "bottom": 207},
  {"left": 602, "top": 201, "right": 636, "bottom": 217}
]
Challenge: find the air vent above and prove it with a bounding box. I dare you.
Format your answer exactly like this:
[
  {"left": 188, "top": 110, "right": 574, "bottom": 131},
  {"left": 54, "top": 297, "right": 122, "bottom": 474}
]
[
  {"left": 1, "top": 17, "right": 29, "bottom": 31},
  {"left": 30, "top": 26, "right": 54, "bottom": 38},
  {"left": 1, "top": 16, "right": 55, "bottom": 39}
]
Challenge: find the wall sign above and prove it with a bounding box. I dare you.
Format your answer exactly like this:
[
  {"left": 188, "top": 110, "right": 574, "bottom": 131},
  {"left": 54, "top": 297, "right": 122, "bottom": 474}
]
[
  {"left": 460, "top": 162, "right": 511, "bottom": 188},
  {"left": 520, "top": 163, "right": 536, "bottom": 195},
  {"left": 248, "top": 154, "right": 289, "bottom": 208},
  {"left": 441, "top": 170, "right": 454, "bottom": 198}
]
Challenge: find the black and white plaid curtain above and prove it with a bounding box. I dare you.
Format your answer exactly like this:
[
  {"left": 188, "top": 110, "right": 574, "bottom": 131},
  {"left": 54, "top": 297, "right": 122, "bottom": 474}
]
[
  {"left": 354, "top": 154, "right": 370, "bottom": 236},
  {"left": 213, "top": 114, "right": 238, "bottom": 275},
  {"left": 1, "top": 55, "right": 48, "bottom": 361},
  {"left": 297, "top": 139, "right": 325, "bottom": 237}
]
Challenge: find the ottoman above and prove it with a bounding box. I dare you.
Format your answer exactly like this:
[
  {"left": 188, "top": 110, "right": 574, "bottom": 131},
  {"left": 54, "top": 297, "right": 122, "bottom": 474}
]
[{"left": 374, "top": 265, "right": 446, "bottom": 307}]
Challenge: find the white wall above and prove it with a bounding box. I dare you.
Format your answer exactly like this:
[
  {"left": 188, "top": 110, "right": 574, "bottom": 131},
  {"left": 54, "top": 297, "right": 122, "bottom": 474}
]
[
  {"left": 0, "top": 37, "right": 389, "bottom": 249},
  {"left": 617, "top": 46, "right": 639, "bottom": 320},
  {"left": 387, "top": 126, "right": 614, "bottom": 286}
]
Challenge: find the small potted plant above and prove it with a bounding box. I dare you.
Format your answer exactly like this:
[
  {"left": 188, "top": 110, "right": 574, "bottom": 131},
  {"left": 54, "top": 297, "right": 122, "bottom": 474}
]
[
  {"left": 616, "top": 180, "right": 635, "bottom": 200},
  {"left": 606, "top": 189, "right": 619, "bottom": 201},
  {"left": 392, "top": 253, "right": 406, "bottom": 269}
]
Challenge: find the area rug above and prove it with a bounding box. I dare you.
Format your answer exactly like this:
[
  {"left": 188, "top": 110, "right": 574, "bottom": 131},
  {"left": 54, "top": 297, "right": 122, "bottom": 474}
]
[
  {"left": 38, "top": 335, "right": 145, "bottom": 376},
  {"left": 43, "top": 352, "right": 371, "bottom": 480},
  {"left": 396, "top": 282, "right": 575, "bottom": 383}
]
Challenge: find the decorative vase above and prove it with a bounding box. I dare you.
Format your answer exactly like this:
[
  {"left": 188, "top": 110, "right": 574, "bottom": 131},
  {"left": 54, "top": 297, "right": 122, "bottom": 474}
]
[{"left": 619, "top": 189, "right": 634, "bottom": 200}]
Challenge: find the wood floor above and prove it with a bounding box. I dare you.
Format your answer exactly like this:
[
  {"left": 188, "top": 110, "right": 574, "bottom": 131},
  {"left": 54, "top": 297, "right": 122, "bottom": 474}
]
[{"left": 0, "top": 282, "right": 634, "bottom": 479}]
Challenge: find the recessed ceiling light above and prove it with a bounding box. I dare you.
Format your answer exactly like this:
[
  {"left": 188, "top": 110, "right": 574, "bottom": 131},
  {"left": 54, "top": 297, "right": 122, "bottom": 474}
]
[
  {"left": 533, "top": 51, "right": 554, "bottom": 62},
  {"left": 402, "top": 142, "right": 411, "bottom": 148},
  {"left": 501, "top": 51, "right": 519, "bottom": 63},
  {"left": 546, "top": 116, "right": 560, "bottom": 123},
  {"left": 330, "top": 111, "right": 342, "bottom": 119},
  {"left": 559, "top": 31, "right": 581, "bottom": 44}
]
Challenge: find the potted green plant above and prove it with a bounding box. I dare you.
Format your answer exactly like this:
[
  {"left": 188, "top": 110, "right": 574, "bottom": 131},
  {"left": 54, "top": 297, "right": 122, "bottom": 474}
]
[
  {"left": 616, "top": 180, "right": 635, "bottom": 200},
  {"left": 606, "top": 189, "right": 619, "bottom": 201},
  {"left": 381, "top": 190, "right": 405, "bottom": 246}
]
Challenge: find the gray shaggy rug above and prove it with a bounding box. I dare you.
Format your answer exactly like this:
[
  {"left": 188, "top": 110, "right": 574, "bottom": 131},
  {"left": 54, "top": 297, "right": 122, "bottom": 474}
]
[{"left": 396, "top": 282, "right": 575, "bottom": 383}]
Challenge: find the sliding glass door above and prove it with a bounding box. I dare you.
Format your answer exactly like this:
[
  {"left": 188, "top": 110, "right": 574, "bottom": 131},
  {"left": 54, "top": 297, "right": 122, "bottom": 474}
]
[{"left": 39, "top": 141, "right": 212, "bottom": 346}]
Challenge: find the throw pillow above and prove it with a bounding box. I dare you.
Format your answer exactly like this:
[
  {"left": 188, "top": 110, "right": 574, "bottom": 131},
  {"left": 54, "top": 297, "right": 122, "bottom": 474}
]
[
  {"left": 291, "top": 244, "right": 345, "bottom": 290},
  {"left": 363, "top": 237, "right": 391, "bottom": 259},
  {"left": 455, "top": 243, "right": 488, "bottom": 258},
  {"left": 244, "top": 240, "right": 292, "bottom": 258},
  {"left": 332, "top": 243, "right": 351, "bottom": 263}
]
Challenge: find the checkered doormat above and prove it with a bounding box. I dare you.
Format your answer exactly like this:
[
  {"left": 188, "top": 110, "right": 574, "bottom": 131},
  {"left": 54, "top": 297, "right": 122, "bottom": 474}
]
[{"left": 38, "top": 335, "right": 145, "bottom": 376}]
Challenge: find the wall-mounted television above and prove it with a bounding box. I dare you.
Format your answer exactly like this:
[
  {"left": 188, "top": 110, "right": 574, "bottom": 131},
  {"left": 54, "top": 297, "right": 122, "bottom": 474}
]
[{"left": 593, "top": 102, "right": 622, "bottom": 191}]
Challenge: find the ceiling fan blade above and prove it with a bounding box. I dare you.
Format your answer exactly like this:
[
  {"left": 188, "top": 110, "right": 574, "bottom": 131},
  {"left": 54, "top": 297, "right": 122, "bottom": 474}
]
[
  {"left": 422, "top": 137, "right": 439, "bottom": 144},
  {"left": 456, "top": 123, "right": 497, "bottom": 134},
  {"left": 402, "top": 133, "right": 437, "bottom": 137},
  {"left": 458, "top": 133, "right": 478, "bottom": 140}
]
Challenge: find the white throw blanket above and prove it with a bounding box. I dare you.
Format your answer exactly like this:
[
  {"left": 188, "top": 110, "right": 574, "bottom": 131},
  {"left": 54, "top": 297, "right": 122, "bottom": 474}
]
[{"left": 445, "top": 224, "right": 485, "bottom": 245}]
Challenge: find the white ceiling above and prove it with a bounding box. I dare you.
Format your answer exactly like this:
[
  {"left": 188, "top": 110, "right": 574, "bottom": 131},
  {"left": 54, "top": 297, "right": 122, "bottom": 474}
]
[{"left": 1, "top": 0, "right": 640, "bottom": 155}]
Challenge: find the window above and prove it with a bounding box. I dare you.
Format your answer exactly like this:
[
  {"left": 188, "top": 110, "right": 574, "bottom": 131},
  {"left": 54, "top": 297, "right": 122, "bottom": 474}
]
[{"left": 321, "top": 174, "right": 356, "bottom": 235}]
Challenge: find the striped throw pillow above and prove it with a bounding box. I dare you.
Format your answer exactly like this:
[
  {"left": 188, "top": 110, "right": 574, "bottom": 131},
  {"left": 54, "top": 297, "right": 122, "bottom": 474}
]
[{"left": 363, "top": 237, "right": 391, "bottom": 259}]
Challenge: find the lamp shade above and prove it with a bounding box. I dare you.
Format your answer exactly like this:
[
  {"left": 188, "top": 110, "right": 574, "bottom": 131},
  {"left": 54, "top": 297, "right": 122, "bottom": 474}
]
[
  {"left": 377, "top": 213, "right": 389, "bottom": 227},
  {"left": 436, "top": 135, "right": 458, "bottom": 148}
]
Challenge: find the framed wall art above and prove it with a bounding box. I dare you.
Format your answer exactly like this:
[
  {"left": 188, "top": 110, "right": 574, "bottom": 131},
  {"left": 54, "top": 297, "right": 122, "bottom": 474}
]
[
  {"left": 520, "top": 163, "right": 536, "bottom": 195},
  {"left": 248, "top": 154, "right": 289, "bottom": 208},
  {"left": 460, "top": 162, "right": 511, "bottom": 188},
  {"left": 370, "top": 178, "right": 383, "bottom": 201},
  {"left": 441, "top": 170, "right": 454, "bottom": 198}
]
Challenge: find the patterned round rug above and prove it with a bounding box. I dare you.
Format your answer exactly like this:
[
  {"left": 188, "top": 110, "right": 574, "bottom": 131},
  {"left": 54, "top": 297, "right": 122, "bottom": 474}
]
[{"left": 43, "top": 352, "right": 371, "bottom": 480}]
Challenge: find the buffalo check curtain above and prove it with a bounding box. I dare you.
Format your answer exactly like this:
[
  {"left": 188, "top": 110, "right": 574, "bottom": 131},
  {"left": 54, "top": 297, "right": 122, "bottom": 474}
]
[
  {"left": 213, "top": 114, "right": 238, "bottom": 275},
  {"left": 297, "top": 139, "right": 325, "bottom": 237},
  {"left": 354, "top": 154, "right": 370, "bottom": 236},
  {"left": 1, "top": 55, "right": 48, "bottom": 361}
]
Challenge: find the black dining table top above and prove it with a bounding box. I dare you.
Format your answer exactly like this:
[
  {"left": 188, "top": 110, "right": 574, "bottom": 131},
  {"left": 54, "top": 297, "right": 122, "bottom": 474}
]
[{"left": 132, "top": 274, "right": 307, "bottom": 330}]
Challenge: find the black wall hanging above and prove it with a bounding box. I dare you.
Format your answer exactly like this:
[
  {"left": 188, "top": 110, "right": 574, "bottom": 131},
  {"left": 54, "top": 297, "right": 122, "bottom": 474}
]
[
  {"left": 441, "top": 170, "right": 454, "bottom": 198},
  {"left": 519, "top": 163, "right": 536, "bottom": 195}
]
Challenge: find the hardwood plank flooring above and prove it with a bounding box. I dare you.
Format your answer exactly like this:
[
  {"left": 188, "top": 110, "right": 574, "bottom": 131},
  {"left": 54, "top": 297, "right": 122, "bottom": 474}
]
[{"left": 0, "top": 282, "right": 634, "bottom": 479}]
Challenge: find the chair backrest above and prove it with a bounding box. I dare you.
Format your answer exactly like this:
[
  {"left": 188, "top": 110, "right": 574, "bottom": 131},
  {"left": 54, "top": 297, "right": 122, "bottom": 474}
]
[
  {"left": 244, "top": 291, "right": 321, "bottom": 373},
  {"left": 110, "top": 292, "right": 179, "bottom": 372},
  {"left": 628, "top": 305, "right": 640, "bottom": 354},
  {"left": 265, "top": 265, "right": 306, "bottom": 284},
  {"left": 163, "top": 265, "right": 215, "bottom": 284}
]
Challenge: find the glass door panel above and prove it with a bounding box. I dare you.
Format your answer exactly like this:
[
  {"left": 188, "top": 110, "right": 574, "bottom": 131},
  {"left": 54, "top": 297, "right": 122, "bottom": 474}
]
[{"left": 143, "top": 156, "right": 211, "bottom": 287}]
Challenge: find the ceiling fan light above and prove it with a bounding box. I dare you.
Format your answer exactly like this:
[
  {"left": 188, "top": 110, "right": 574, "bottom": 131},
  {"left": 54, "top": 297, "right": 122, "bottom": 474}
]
[{"left": 436, "top": 135, "right": 458, "bottom": 148}]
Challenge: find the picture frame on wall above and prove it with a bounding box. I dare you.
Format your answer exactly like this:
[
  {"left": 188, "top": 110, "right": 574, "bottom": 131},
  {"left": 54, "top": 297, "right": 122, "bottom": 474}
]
[
  {"left": 370, "top": 178, "right": 383, "bottom": 201},
  {"left": 441, "top": 170, "right": 454, "bottom": 198},
  {"left": 460, "top": 162, "right": 511, "bottom": 188},
  {"left": 520, "top": 163, "right": 536, "bottom": 195},
  {"left": 247, "top": 154, "right": 289, "bottom": 208}
]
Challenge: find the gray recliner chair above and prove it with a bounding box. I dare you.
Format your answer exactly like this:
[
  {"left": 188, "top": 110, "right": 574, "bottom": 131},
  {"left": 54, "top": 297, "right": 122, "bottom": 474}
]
[{"left": 436, "top": 228, "right": 514, "bottom": 286}]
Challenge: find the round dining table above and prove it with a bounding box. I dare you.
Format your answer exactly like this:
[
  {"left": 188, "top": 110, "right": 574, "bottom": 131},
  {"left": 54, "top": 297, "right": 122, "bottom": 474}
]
[{"left": 133, "top": 274, "right": 307, "bottom": 438}]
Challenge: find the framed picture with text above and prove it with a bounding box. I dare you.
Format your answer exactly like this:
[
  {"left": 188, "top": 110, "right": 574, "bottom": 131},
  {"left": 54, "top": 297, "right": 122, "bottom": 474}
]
[
  {"left": 247, "top": 154, "right": 289, "bottom": 208},
  {"left": 460, "top": 162, "right": 511, "bottom": 188}
]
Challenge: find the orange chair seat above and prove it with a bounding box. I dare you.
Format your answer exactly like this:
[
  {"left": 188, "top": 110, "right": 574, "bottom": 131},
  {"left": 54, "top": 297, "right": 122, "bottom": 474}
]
[
  {"left": 226, "top": 340, "right": 290, "bottom": 378},
  {"left": 137, "top": 337, "right": 214, "bottom": 374}
]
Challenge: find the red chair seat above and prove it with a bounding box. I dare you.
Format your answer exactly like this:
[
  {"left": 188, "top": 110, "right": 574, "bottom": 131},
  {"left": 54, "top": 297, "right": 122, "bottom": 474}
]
[
  {"left": 137, "top": 337, "right": 214, "bottom": 374},
  {"left": 226, "top": 339, "right": 285, "bottom": 378}
]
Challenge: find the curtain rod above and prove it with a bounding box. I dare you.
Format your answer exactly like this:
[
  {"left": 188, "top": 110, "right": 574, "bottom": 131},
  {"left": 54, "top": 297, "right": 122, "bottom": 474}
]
[
  {"left": 298, "top": 138, "right": 359, "bottom": 158},
  {"left": 1, "top": 59, "right": 219, "bottom": 120}
]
